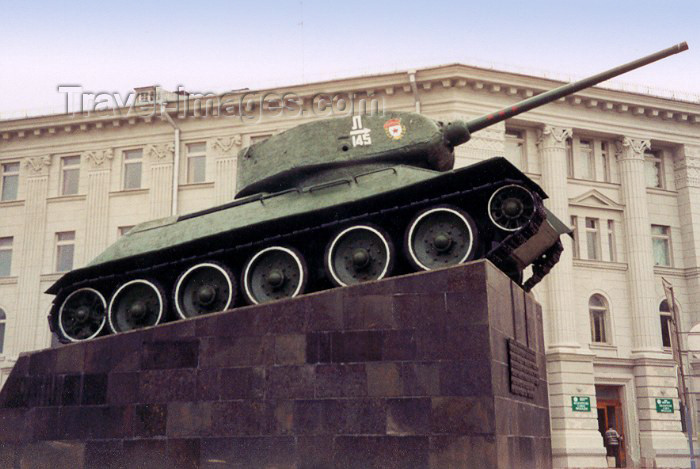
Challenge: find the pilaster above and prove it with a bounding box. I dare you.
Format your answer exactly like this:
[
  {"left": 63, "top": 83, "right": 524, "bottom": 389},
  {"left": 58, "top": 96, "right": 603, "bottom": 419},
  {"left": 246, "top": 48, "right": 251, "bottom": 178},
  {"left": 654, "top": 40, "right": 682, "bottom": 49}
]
[
  {"left": 674, "top": 145, "right": 700, "bottom": 327},
  {"left": 538, "top": 126, "right": 606, "bottom": 468},
  {"left": 537, "top": 126, "right": 577, "bottom": 349},
  {"left": 617, "top": 137, "right": 689, "bottom": 467},
  {"left": 146, "top": 143, "right": 174, "bottom": 218},
  {"left": 212, "top": 134, "right": 241, "bottom": 204},
  {"left": 615, "top": 137, "right": 660, "bottom": 353},
  {"left": 82, "top": 149, "right": 113, "bottom": 262},
  {"left": 8, "top": 156, "right": 51, "bottom": 356}
]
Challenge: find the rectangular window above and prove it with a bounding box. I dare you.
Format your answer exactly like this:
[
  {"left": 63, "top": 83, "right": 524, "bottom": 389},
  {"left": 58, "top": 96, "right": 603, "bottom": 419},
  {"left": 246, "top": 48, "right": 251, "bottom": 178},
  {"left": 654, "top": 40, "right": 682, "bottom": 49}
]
[
  {"left": 118, "top": 225, "right": 135, "bottom": 237},
  {"left": 186, "top": 142, "right": 207, "bottom": 184},
  {"left": 123, "top": 149, "right": 143, "bottom": 190},
  {"left": 651, "top": 224, "right": 672, "bottom": 266},
  {"left": 61, "top": 155, "right": 81, "bottom": 195},
  {"left": 591, "top": 310, "right": 607, "bottom": 343},
  {"left": 600, "top": 142, "right": 611, "bottom": 183},
  {"left": 566, "top": 139, "right": 574, "bottom": 178},
  {"left": 607, "top": 220, "right": 616, "bottom": 262},
  {"left": 55, "top": 231, "right": 75, "bottom": 272},
  {"left": 660, "top": 314, "right": 672, "bottom": 348},
  {"left": 1, "top": 162, "right": 20, "bottom": 201},
  {"left": 0, "top": 237, "right": 12, "bottom": 277},
  {"left": 645, "top": 150, "right": 664, "bottom": 188},
  {"left": 570, "top": 216, "right": 579, "bottom": 259},
  {"left": 579, "top": 139, "right": 594, "bottom": 180},
  {"left": 585, "top": 218, "right": 600, "bottom": 260},
  {"left": 504, "top": 129, "right": 524, "bottom": 169}
]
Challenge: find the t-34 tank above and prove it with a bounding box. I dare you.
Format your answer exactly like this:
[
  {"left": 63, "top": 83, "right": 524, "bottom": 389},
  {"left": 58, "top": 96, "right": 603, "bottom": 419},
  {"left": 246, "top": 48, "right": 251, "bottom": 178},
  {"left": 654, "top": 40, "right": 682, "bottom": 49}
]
[{"left": 47, "top": 42, "right": 688, "bottom": 343}]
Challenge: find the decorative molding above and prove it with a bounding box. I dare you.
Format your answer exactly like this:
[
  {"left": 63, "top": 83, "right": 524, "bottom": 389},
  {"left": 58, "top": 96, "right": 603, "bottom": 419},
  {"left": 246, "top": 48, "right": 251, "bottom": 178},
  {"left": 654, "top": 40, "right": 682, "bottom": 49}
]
[
  {"left": 82, "top": 148, "right": 114, "bottom": 170},
  {"left": 615, "top": 137, "right": 650, "bottom": 160},
  {"left": 22, "top": 155, "right": 51, "bottom": 176},
  {"left": 569, "top": 189, "right": 624, "bottom": 211},
  {"left": 536, "top": 125, "right": 572, "bottom": 149},
  {"left": 673, "top": 146, "right": 700, "bottom": 189},
  {"left": 144, "top": 143, "right": 174, "bottom": 162},
  {"left": 212, "top": 135, "right": 242, "bottom": 156}
]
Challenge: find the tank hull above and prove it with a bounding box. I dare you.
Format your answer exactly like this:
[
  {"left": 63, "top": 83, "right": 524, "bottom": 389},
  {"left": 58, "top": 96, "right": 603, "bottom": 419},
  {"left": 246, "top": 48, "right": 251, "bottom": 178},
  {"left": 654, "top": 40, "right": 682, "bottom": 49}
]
[{"left": 47, "top": 157, "right": 567, "bottom": 341}]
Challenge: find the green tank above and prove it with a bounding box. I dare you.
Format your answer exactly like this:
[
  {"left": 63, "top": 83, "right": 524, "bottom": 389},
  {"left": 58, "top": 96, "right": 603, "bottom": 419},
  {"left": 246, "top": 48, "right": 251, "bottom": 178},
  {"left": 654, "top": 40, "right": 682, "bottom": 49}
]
[{"left": 47, "top": 42, "right": 688, "bottom": 343}]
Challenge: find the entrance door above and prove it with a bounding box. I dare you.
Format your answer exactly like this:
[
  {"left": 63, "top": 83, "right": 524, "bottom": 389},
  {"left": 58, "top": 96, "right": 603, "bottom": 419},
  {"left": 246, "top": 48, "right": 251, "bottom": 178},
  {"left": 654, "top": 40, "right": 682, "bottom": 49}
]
[{"left": 596, "top": 385, "right": 626, "bottom": 468}]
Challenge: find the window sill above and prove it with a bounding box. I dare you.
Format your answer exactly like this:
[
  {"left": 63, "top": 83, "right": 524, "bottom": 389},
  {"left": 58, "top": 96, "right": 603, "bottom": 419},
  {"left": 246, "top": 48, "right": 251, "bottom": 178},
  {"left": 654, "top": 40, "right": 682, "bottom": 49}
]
[
  {"left": 573, "top": 259, "right": 627, "bottom": 271},
  {"left": 180, "top": 181, "right": 214, "bottom": 190},
  {"left": 654, "top": 265, "right": 682, "bottom": 276},
  {"left": 567, "top": 178, "right": 619, "bottom": 189},
  {"left": 0, "top": 199, "right": 25, "bottom": 208},
  {"left": 647, "top": 187, "right": 676, "bottom": 196},
  {"left": 0, "top": 276, "right": 18, "bottom": 285},
  {"left": 109, "top": 188, "right": 149, "bottom": 197},
  {"left": 40, "top": 273, "right": 64, "bottom": 282},
  {"left": 47, "top": 194, "right": 86, "bottom": 203},
  {"left": 590, "top": 342, "right": 617, "bottom": 351}
]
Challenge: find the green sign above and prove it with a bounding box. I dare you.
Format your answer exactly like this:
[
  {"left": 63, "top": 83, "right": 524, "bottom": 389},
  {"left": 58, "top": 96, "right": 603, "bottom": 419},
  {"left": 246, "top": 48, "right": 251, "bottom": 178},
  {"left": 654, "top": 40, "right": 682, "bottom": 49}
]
[
  {"left": 656, "top": 398, "right": 674, "bottom": 413},
  {"left": 571, "top": 396, "right": 591, "bottom": 412}
]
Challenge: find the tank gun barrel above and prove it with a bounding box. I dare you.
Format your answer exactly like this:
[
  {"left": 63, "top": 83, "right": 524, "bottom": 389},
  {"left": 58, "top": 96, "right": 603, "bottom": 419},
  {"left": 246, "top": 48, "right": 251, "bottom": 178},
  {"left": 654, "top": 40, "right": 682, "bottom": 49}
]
[{"left": 446, "top": 42, "right": 688, "bottom": 144}]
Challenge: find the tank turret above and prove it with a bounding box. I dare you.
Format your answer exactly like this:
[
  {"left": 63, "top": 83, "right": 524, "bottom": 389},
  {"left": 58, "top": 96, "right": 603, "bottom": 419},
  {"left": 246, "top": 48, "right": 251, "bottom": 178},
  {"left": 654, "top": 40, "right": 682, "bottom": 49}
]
[{"left": 47, "top": 42, "right": 688, "bottom": 343}]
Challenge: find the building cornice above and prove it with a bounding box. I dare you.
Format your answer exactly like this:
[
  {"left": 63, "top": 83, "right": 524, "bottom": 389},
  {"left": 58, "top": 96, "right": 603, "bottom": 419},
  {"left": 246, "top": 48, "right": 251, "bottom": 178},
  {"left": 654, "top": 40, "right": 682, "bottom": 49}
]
[{"left": 1, "top": 63, "right": 698, "bottom": 142}]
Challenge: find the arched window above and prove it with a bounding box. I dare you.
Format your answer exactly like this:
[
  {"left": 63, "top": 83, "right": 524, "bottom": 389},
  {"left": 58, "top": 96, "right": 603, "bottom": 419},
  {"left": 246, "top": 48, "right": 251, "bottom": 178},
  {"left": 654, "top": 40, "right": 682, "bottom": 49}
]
[
  {"left": 660, "top": 300, "right": 672, "bottom": 348},
  {"left": 589, "top": 294, "right": 609, "bottom": 343},
  {"left": 0, "top": 308, "right": 5, "bottom": 354}
]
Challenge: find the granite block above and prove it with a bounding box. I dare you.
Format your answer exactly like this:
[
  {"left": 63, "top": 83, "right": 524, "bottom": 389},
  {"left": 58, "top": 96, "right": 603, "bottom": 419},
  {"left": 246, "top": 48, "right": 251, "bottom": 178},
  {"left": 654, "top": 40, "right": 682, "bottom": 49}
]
[
  {"left": 220, "top": 367, "right": 265, "bottom": 400},
  {"left": 366, "top": 362, "right": 403, "bottom": 397},
  {"left": 331, "top": 330, "right": 383, "bottom": 362},
  {"left": 315, "top": 363, "right": 367, "bottom": 398},
  {"left": 296, "top": 435, "right": 335, "bottom": 469},
  {"left": 305, "top": 332, "right": 331, "bottom": 364},
  {"left": 211, "top": 400, "right": 269, "bottom": 436},
  {"left": 134, "top": 403, "right": 167, "bottom": 437},
  {"left": 333, "top": 435, "right": 430, "bottom": 469},
  {"left": 84, "top": 440, "right": 124, "bottom": 469},
  {"left": 387, "top": 397, "right": 431, "bottom": 435},
  {"left": 429, "top": 435, "right": 497, "bottom": 469},
  {"left": 19, "top": 440, "right": 85, "bottom": 469},
  {"left": 166, "top": 401, "right": 213, "bottom": 437},
  {"left": 382, "top": 329, "right": 416, "bottom": 361},
  {"left": 81, "top": 373, "right": 108, "bottom": 405},
  {"left": 106, "top": 372, "right": 139, "bottom": 405},
  {"left": 141, "top": 339, "right": 199, "bottom": 370},
  {"left": 139, "top": 369, "right": 196, "bottom": 403},
  {"left": 200, "top": 436, "right": 296, "bottom": 469},
  {"left": 167, "top": 438, "right": 200, "bottom": 469},
  {"left": 430, "top": 397, "right": 495, "bottom": 435},
  {"left": 274, "top": 334, "right": 306, "bottom": 364},
  {"left": 55, "top": 343, "right": 86, "bottom": 374},
  {"left": 122, "top": 439, "right": 168, "bottom": 468},
  {"left": 267, "top": 365, "right": 314, "bottom": 399},
  {"left": 196, "top": 369, "right": 220, "bottom": 401}
]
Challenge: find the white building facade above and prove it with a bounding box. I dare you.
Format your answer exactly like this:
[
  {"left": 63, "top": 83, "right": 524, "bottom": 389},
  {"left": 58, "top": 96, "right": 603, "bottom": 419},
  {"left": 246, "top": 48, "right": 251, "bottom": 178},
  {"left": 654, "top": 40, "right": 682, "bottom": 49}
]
[{"left": 1, "top": 65, "right": 699, "bottom": 468}]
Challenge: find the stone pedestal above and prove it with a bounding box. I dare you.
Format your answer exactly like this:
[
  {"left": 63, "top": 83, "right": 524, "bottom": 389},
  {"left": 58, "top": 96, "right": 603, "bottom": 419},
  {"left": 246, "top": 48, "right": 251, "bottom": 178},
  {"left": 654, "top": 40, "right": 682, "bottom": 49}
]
[{"left": 0, "top": 260, "right": 551, "bottom": 468}]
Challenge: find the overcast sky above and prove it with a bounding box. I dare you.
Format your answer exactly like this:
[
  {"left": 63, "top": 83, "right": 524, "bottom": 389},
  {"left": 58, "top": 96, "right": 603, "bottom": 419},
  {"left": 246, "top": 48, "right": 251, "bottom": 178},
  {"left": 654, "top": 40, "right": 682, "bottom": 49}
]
[{"left": 1, "top": 0, "right": 698, "bottom": 117}]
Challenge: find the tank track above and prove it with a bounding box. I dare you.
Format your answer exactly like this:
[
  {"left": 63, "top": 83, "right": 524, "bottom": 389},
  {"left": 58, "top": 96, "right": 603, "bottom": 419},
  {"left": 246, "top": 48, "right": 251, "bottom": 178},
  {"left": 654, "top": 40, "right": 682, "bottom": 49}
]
[{"left": 50, "top": 177, "right": 557, "bottom": 322}]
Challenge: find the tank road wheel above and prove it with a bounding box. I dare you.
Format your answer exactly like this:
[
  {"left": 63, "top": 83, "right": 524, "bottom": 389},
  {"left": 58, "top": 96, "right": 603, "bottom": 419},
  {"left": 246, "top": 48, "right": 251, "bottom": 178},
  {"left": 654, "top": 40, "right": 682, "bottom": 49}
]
[
  {"left": 325, "top": 224, "right": 394, "bottom": 287},
  {"left": 108, "top": 279, "right": 166, "bottom": 333},
  {"left": 487, "top": 184, "right": 536, "bottom": 232},
  {"left": 57, "top": 288, "right": 108, "bottom": 342},
  {"left": 405, "top": 205, "right": 478, "bottom": 271},
  {"left": 174, "top": 262, "right": 236, "bottom": 319},
  {"left": 242, "top": 246, "right": 307, "bottom": 304}
]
